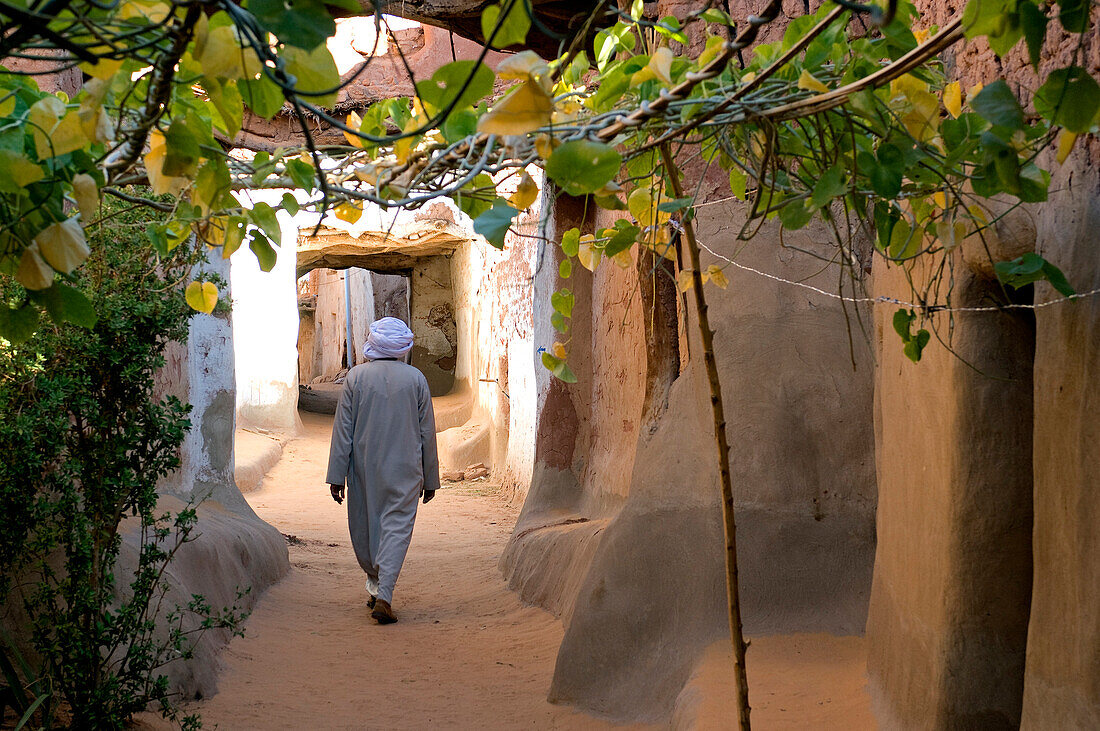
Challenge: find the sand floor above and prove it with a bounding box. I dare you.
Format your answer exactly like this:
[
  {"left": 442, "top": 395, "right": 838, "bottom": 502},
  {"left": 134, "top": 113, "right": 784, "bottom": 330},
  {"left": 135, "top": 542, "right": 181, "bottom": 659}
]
[{"left": 143, "top": 410, "right": 874, "bottom": 730}]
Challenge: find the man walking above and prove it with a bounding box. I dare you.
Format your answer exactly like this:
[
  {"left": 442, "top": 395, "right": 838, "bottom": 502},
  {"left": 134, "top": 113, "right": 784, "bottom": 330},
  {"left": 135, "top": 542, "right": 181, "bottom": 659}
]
[{"left": 326, "top": 317, "right": 440, "bottom": 624}]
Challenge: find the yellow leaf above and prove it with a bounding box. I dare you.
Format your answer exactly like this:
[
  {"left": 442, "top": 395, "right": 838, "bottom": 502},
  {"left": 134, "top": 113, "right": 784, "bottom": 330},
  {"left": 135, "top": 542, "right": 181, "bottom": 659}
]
[
  {"left": 628, "top": 188, "right": 653, "bottom": 223},
  {"left": 649, "top": 47, "right": 674, "bottom": 86},
  {"left": 578, "top": 235, "right": 601, "bottom": 271},
  {"left": 1057, "top": 130, "right": 1078, "bottom": 164},
  {"left": 81, "top": 57, "right": 123, "bottom": 81},
  {"left": 344, "top": 111, "right": 364, "bottom": 149},
  {"left": 552, "top": 341, "right": 567, "bottom": 359},
  {"left": 394, "top": 117, "right": 423, "bottom": 164},
  {"left": 676, "top": 269, "right": 694, "bottom": 293},
  {"left": 476, "top": 80, "right": 554, "bottom": 136},
  {"left": 706, "top": 264, "right": 729, "bottom": 289},
  {"left": 935, "top": 219, "right": 968, "bottom": 251},
  {"left": 534, "top": 133, "right": 556, "bottom": 159},
  {"left": 798, "top": 69, "right": 829, "bottom": 94},
  {"left": 612, "top": 248, "right": 633, "bottom": 268},
  {"left": 932, "top": 191, "right": 946, "bottom": 209},
  {"left": 697, "top": 35, "right": 726, "bottom": 68},
  {"left": 198, "top": 25, "right": 260, "bottom": 80},
  {"left": 144, "top": 130, "right": 188, "bottom": 196},
  {"left": 497, "top": 51, "right": 549, "bottom": 80},
  {"left": 72, "top": 174, "right": 99, "bottom": 222},
  {"left": 334, "top": 201, "right": 362, "bottom": 223},
  {"left": 0, "top": 151, "right": 44, "bottom": 187},
  {"left": 741, "top": 71, "right": 757, "bottom": 84},
  {"left": 967, "top": 82, "right": 983, "bottom": 100},
  {"left": 35, "top": 218, "right": 89, "bottom": 274},
  {"left": 943, "top": 81, "right": 962, "bottom": 118},
  {"left": 913, "top": 28, "right": 930, "bottom": 44},
  {"left": 16, "top": 244, "right": 54, "bottom": 290},
  {"left": 509, "top": 171, "right": 539, "bottom": 210},
  {"left": 633, "top": 47, "right": 674, "bottom": 87},
  {"left": 185, "top": 281, "right": 219, "bottom": 314}
]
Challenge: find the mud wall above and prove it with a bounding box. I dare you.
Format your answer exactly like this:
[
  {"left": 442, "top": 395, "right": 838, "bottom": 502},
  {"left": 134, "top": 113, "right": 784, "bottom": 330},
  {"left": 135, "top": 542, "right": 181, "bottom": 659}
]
[
  {"left": 448, "top": 181, "right": 539, "bottom": 490},
  {"left": 504, "top": 188, "right": 878, "bottom": 720}
]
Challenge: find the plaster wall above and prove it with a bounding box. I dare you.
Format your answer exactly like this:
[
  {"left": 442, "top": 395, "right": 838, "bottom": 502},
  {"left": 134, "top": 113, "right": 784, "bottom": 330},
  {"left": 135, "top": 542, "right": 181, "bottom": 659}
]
[
  {"left": 410, "top": 255, "right": 457, "bottom": 396},
  {"left": 866, "top": 255, "right": 1035, "bottom": 730},
  {"left": 149, "top": 251, "right": 290, "bottom": 699}
]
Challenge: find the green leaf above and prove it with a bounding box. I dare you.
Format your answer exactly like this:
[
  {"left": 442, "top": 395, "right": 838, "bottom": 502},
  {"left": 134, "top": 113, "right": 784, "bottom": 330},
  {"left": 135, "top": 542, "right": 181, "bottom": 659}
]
[
  {"left": 728, "top": 166, "right": 747, "bottom": 200},
  {"left": 778, "top": 200, "right": 813, "bottom": 230},
  {"left": 249, "top": 230, "right": 278, "bottom": 271},
  {"left": 865, "top": 145, "right": 904, "bottom": 198},
  {"left": 415, "top": 61, "right": 495, "bottom": 115},
  {"left": 657, "top": 196, "right": 694, "bottom": 213},
  {"left": 1019, "top": 2, "right": 1048, "bottom": 68},
  {"left": 454, "top": 173, "right": 495, "bottom": 219},
  {"left": 970, "top": 80, "right": 1025, "bottom": 132},
  {"left": 561, "top": 228, "right": 580, "bottom": 257},
  {"left": 283, "top": 44, "right": 341, "bottom": 109},
  {"left": 559, "top": 259, "right": 572, "bottom": 279},
  {"left": 250, "top": 202, "right": 281, "bottom": 243},
  {"left": 240, "top": 74, "right": 285, "bottom": 119},
  {"left": 31, "top": 283, "right": 96, "bottom": 328},
  {"left": 280, "top": 192, "right": 300, "bottom": 216},
  {"left": 809, "top": 164, "right": 847, "bottom": 208},
  {"left": 551, "top": 311, "right": 568, "bottom": 333},
  {"left": 285, "top": 157, "right": 316, "bottom": 190},
  {"left": 892, "top": 308, "right": 914, "bottom": 340},
  {"left": 0, "top": 303, "right": 39, "bottom": 344},
  {"left": 194, "top": 158, "right": 231, "bottom": 214},
  {"left": 994, "top": 252, "right": 1075, "bottom": 296},
  {"left": 1034, "top": 66, "right": 1100, "bottom": 133},
  {"left": 603, "top": 220, "right": 640, "bottom": 257},
  {"left": 551, "top": 287, "right": 574, "bottom": 317},
  {"left": 161, "top": 117, "right": 201, "bottom": 177},
  {"left": 481, "top": 0, "right": 531, "bottom": 49},
  {"left": 472, "top": 198, "right": 519, "bottom": 248},
  {"left": 249, "top": 0, "right": 336, "bottom": 50},
  {"left": 903, "top": 329, "right": 930, "bottom": 362},
  {"left": 1057, "top": 0, "right": 1090, "bottom": 32},
  {"left": 887, "top": 218, "right": 917, "bottom": 259},
  {"left": 594, "top": 194, "right": 627, "bottom": 211},
  {"left": 541, "top": 351, "right": 578, "bottom": 383},
  {"left": 206, "top": 77, "right": 243, "bottom": 138},
  {"left": 545, "top": 140, "right": 622, "bottom": 197},
  {"left": 442, "top": 109, "right": 479, "bottom": 143}
]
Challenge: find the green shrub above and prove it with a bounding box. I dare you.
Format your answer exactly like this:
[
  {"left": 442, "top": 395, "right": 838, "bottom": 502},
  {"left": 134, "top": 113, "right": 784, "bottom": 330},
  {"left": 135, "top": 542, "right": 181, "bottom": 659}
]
[{"left": 0, "top": 196, "right": 244, "bottom": 729}]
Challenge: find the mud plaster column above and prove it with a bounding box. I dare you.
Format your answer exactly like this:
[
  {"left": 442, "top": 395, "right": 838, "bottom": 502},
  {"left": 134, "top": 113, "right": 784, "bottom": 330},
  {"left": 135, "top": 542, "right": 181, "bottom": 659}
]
[
  {"left": 1021, "top": 162, "right": 1100, "bottom": 729},
  {"left": 410, "top": 255, "right": 457, "bottom": 396},
  {"left": 867, "top": 255, "right": 1034, "bottom": 728}
]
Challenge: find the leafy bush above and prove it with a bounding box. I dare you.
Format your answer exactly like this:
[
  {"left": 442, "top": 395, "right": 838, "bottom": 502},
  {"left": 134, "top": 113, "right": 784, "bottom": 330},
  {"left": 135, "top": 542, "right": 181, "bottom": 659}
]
[{"left": 0, "top": 196, "right": 244, "bottom": 729}]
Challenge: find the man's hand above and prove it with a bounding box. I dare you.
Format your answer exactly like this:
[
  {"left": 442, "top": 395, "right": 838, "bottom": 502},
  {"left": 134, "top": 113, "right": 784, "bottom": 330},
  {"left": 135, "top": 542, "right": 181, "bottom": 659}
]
[
  {"left": 422, "top": 489, "right": 436, "bottom": 504},
  {"left": 329, "top": 483, "right": 345, "bottom": 504}
]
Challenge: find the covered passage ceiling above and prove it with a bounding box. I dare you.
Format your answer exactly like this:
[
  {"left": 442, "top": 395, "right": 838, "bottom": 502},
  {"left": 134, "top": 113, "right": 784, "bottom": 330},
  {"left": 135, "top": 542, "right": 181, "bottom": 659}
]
[{"left": 296, "top": 218, "right": 473, "bottom": 277}]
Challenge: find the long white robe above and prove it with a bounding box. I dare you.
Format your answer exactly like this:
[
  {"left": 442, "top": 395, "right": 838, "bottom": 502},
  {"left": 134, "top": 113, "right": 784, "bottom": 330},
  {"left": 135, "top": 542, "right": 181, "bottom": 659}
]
[{"left": 325, "top": 359, "right": 440, "bottom": 604}]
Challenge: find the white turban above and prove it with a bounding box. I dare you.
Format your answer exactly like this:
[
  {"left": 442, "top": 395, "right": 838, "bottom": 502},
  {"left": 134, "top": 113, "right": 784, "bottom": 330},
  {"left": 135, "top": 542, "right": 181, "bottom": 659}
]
[{"left": 362, "top": 317, "right": 414, "bottom": 360}]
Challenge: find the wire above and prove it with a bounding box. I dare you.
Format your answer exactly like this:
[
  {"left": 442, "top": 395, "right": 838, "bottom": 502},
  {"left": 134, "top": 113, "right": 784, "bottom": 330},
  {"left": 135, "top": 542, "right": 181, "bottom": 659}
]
[{"left": 694, "top": 236, "right": 1100, "bottom": 313}]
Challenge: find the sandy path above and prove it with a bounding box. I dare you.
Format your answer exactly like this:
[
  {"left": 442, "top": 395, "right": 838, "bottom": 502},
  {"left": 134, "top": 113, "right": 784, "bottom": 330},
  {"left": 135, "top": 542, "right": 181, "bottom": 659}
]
[
  {"left": 171, "top": 411, "right": 627, "bottom": 730},
  {"left": 142, "top": 410, "right": 874, "bottom": 729}
]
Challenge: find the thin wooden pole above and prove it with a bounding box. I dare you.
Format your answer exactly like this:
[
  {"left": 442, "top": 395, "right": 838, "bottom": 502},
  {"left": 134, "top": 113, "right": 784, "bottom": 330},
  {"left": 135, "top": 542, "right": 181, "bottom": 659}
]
[{"left": 659, "top": 143, "right": 751, "bottom": 729}]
